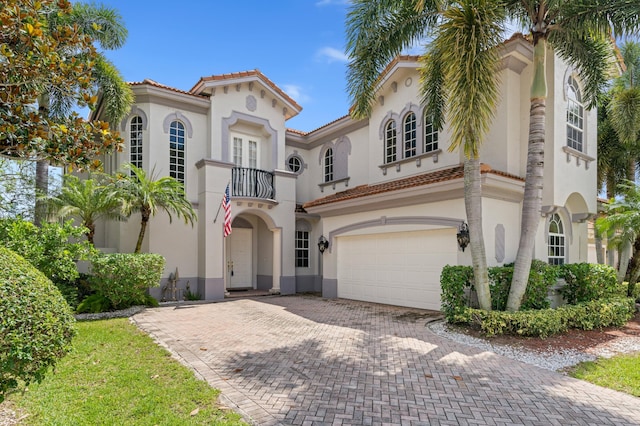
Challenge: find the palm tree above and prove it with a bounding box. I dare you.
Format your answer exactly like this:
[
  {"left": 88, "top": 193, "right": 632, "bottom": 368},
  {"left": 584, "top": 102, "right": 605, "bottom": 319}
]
[
  {"left": 116, "top": 164, "right": 197, "bottom": 254},
  {"left": 347, "top": 0, "right": 505, "bottom": 311},
  {"left": 42, "top": 174, "right": 125, "bottom": 246},
  {"left": 596, "top": 181, "right": 640, "bottom": 293},
  {"left": 34, "top": 2, "right": 133, "bottom": 225},
  {"left": 501, "top": 1, "right": 640, "bottom": 311}
]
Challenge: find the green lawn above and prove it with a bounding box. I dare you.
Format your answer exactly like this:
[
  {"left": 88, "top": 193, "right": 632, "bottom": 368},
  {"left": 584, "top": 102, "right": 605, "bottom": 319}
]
[
  {"left": 569, "top": 353, "right": 640, "bottom": 397},
  {"left": 10, "top": 318, "right": 245, "bottom": 425}
]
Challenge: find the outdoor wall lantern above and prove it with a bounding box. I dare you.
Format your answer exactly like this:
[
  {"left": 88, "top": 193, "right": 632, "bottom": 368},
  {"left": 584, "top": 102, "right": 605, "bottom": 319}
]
[
  {"left": 318, "top": 235, "right": 329, "bottom": 254},
  {"left": 456, "top": 222, "right": 470, "bottom": 252}
]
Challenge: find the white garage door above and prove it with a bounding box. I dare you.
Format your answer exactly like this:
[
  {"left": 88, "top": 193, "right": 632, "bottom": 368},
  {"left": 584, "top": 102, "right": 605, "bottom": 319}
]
[{"left": 337, "top": 228, "right": 457, "bottom": 311}]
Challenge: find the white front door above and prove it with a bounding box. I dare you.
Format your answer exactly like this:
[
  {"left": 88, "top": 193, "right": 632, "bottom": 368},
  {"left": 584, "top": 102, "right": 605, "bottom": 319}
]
[{"left": 228, "top": 228, "right": 253, "bottom": 289}]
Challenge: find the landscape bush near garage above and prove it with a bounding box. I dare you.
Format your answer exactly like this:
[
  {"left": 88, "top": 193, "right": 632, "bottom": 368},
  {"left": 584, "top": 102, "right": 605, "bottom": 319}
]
[{"left": 441, "top": 263, "right": 636, "bottom": 337}]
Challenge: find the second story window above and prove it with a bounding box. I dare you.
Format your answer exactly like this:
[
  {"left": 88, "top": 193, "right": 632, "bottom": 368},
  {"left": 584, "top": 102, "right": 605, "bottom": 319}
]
[
  {"left": 169, "top": 121, "right": 185, "bottom": 184},
  {"left": 404, "top": 112, "right": 416, "bottom": 158},
  {"left": 130, "top": 116, "right": 143, "bottom": 171},
  {"left": 567, "top": 76, "right": 584, "bottom": 152},
  {"left": 324, "top": 148, "right": 334, "bottom": 182},
  {"left": 424, "top": 113, "right": 438, "bottom": 153},
  {"left": 385, "top": 120, "right": 397, "bottom": 163}
]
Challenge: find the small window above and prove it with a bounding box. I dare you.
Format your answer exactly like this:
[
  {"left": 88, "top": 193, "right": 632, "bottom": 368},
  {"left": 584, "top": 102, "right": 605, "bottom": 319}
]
[
  {"left": 130, "top": 116, "right": 143, "bottom": 171},
  {"left": 169, "top": 121, "right": 185, "bottom": 184},
  {"left": 548, "top": 213, "right": 566, "bottom": 265},
  {"left": 295, "top": 230, "right": 310, "bottom": 267},
  {"left": 287, "top": 155, "right": 303, "bottom": 173},
  {"left": 403, "top": 112, "right": 416, "bottom": 158},
  {"left": 248, "top": 140, "right": 257, "bottom": 169},
  {"left": 233, "top": 137, "right": 243, "bottom": 167},
  {"left": 324, "top": 148, "right": 334, "bottom": 182},
  {"left": 424, "top": 113, "right": 438, "bottom": 153},
  {"left": 385, "top": 120, "right": 397, "bottom": 163},
  {"left": 566, "top": 77, "right": 584, "bottom": 152}
]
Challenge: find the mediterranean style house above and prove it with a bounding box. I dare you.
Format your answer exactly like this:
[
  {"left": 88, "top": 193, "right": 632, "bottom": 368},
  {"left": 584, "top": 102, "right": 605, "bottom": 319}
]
[{"left": 91, "top": 34, "right": 597, "bottom": 310}]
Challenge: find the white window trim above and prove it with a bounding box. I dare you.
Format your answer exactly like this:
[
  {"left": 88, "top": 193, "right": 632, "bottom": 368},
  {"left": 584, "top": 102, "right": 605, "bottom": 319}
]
[{"left": 169, "top": 120, "right": 186, "bottom": 184}]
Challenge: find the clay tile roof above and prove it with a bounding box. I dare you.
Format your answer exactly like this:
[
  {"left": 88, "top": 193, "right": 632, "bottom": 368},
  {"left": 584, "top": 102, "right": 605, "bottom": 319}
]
[
  {"left": 191, "top": 70, "right": 302, "bottom": 111},
  {"left": 129, "top": 79, "right": 206, "bottom": 98},
  {"left": 288, "top": 114, "right": 352, "bottom": 136},
  {"left": 303, "top": 164, "right": 523, "bottom": 209}
]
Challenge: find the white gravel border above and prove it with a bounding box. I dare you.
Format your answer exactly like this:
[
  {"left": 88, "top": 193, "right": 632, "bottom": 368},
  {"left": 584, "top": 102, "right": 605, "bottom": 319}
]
[{"left": 427, "top": 320, "right": 598, "bottom": 371}]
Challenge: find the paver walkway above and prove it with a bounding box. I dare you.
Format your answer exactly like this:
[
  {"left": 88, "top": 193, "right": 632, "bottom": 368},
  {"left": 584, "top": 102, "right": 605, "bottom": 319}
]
[{"left": 132, "top": 295, "right": 640, "bottom": 425}]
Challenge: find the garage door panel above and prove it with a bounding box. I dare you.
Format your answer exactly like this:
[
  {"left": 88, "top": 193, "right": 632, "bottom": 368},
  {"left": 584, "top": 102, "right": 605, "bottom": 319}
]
[{"left": 337, "top": 229, "right": 457, "bottom": 311}]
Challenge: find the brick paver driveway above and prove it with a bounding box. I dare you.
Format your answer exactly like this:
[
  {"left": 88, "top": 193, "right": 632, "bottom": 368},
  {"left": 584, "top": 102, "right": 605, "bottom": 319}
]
[{"left": 133, "top": 295, "right": 640, "bottom": 425}]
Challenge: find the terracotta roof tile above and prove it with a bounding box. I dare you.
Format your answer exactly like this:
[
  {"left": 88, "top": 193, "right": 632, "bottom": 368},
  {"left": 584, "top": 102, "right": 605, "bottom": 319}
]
[
  {"left": 303, "top": 164, "right": 523, "bottom": 209},
  {"left": 129, "top": 79, "right": 207, "bottom": 98},
  {"left": 190, "top": 70, "right": 302, "bottom": 111}
]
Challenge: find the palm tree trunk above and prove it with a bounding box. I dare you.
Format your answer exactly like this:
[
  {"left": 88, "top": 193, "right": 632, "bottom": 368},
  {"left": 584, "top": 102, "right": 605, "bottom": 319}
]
[
  {"left": 135, "top": 208, "right": 151, "bottom": 253},
  {"left": 464, "top": 158, "right": 491, "bottom": 310},
  {"left": 34, "top": 160, "right": 49, "bottom": 226},
  {"left": 506, "top": 38, "right": 548, "bottom": 312},
  {"left": 86, "top": 221, "right": 96, "bottom": 246},
  {"left": 594, "top": 227, "right": 604, "bottom": 264},
  {"left": 618, "top": 241, "right": 632, "bottom": 284},
  {"left": 506, "top": 99, "right": 546, "bottom": 311}
]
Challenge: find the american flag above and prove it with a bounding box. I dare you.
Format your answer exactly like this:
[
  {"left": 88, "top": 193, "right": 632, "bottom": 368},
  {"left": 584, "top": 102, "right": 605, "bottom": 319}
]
[{"left": 222, "top": 184, "right": 232, "bottom": 237}]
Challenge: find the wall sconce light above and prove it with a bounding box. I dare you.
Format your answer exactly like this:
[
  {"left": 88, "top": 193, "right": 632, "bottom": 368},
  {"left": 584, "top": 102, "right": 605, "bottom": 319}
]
[
  {"left": 456, "top": 222, "right": 470, "bottom": 252},
  {"left": 318, "top": 235, "right": 329, "bottom": 254}
]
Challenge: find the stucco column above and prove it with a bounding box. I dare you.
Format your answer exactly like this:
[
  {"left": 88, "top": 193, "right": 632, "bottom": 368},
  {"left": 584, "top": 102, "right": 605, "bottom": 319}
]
[{"left": 270, "top": 227, "right": 282, "bottom": 294}]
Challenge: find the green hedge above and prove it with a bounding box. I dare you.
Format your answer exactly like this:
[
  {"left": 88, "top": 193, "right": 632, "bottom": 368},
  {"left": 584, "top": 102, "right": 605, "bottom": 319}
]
[
  {"left": 453, "top": 297, "right": 635, "bottom": 338},
  {"left": 440, "top": 261, "right": 556, "bottom": 321},
  {"left": 89, "top": 253, "right": 165, "bottom": 310},
  {"left": 0, "top": 248, "right": 76, "bottom": 402},
  {"left": 557, "top": 263, "right": 620, "bottom": 304}
]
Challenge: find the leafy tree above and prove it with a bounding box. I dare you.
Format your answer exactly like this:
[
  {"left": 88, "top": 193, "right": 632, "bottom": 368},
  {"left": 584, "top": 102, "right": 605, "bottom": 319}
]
[
  {"left": 42, "top": 173, "right": 126, "bottom": 245},
  {"left": 0, "top": 0, "right": 124, "bottom": 168},
  {"left": 32, "top": 1, "right": 133, "bottom": 225},
  {"left": 116, "top": 164, "right": 197, "bottom": 254}
]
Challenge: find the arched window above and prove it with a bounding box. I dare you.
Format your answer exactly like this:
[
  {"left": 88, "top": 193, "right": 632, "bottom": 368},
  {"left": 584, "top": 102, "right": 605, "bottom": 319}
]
[
  {"left": 403, "top": 112, "right": 416, "bottom": 158},
  {"left": 566, "top": 76, "right": 584, "bottom": 152},
  {"left": 385, "top": 120, "right": 397, "bottom": 163},
  {"left": 169, "top": 121, "right": 185, "bottom": 184},
  {"left": 324, "top": 147, "right": 334, "bottom": 182},
  {"left": 130, "top": 116, "right": 143, "bottom": 170},
  {"left": 424, "top": 112, "right": 438, "bottom": 153},
  {"left": 548, "top": 213, "right": 566, "bottom": 265}
]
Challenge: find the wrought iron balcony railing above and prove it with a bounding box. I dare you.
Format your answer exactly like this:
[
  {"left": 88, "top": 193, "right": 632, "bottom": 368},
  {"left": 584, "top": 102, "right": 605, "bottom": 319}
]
[{"left": 231, "top": 167, "right": 275, "bottom": 199}]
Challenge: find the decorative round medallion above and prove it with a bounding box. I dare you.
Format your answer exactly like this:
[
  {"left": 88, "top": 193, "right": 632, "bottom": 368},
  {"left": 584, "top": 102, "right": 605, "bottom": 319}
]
[
  {"left": 405, "top": 77, "right": 412, "bottom": 87},
  {"left": 246, "top": 95, "right": 257, "bottom": 112}
]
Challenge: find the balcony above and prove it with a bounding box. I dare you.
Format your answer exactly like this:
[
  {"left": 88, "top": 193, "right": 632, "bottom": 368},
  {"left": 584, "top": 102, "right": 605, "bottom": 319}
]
[{"left": 232, "top": 167, "right": 275, "bottom": 199}]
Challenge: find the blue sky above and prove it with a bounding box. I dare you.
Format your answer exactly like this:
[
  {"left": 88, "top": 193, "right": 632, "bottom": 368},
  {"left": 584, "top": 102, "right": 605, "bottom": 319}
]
[{"left": 97, "top": 0, "right": 353, "bottom": 132}]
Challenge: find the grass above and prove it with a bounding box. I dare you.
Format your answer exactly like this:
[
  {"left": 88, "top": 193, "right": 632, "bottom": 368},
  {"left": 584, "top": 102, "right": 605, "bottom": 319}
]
[
  {"left": 10, "top": 318, "right": 245, "bottom": 425},
  {"left": 569, "top": 353, "right": 640, "bottom": 397}
]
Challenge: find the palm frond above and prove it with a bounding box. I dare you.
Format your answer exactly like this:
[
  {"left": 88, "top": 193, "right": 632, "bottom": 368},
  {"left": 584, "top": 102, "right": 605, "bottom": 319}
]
[
  {"left": 346, "top": 0, "right": 442, "bottom": 119},
  {"left": 71, "top": 3, "right": 128, "bottom": 50},
  {"left": 93, "top": 55, "right": 134, "bottom": 124},
  {"left": 549, "top": 30, "right": 614, "bottom": 109},
  {"left": 421, "top": 0, "right": 505, "bottom": 158}
]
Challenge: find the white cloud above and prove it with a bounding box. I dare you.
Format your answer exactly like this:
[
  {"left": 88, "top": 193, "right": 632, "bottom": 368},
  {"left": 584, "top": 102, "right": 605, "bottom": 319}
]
[
  {"left": 316, "top": 47, "right": 349, "bottom": 64},
  {"left": 282, "top": 84, "right": 311, "bottom": 104}
]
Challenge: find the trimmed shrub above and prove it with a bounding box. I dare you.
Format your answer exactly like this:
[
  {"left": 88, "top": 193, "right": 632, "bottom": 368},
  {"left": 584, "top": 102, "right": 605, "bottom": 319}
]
[
  {"left": 0, "top": 248, "right": 76, "bottom": 402},
  {"left": 440, "top": 261, "right": 556, "bottom": 320},
  {"left": 452, "top": 297, "right": 635, "bottom": 338},
  {"left": 89, "top": 253, "right": 165, "bottom": 310},
  {"left": 0, "top": 218, "right": 96, "bottom": 307},
  {"left": 558, "top": 263, "right": 619, "bottom": 304}
]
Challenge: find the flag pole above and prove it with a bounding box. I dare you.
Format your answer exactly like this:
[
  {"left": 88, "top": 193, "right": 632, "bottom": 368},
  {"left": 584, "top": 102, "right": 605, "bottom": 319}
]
[{"left": 213, "top": 181, "right": 230, "bottom": 223}]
